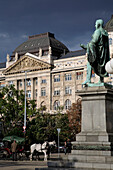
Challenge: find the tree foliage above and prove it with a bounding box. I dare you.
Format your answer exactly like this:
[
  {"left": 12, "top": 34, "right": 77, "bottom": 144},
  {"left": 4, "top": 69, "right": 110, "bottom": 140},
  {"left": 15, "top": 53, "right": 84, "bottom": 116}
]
[
  {"left": 26, "top": 112, "right": 71, "bottom": 144},
  {"left": 67, "top": 98, "right": 82, "bottom": 141},
  {"left": 0, "top": 85, "right": 37, "bottom": 137},
  {"left": 0, "top": 85, "right": 82, "bottom": 144}
]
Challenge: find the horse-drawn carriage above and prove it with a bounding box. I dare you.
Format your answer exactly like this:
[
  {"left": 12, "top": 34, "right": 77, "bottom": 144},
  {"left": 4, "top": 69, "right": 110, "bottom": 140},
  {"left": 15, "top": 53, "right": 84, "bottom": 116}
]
[
  {"left": 0, "top": 136, "right": 56, "bottom": 161},
  {"left": 0, "top": 135, "right": 29, "bottom": 160}
]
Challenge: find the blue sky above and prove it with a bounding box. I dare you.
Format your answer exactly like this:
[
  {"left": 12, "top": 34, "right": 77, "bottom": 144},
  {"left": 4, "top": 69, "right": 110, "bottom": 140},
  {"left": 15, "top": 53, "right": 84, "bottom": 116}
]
[{"left": 0, "top": 0, "right": 113, "bottom": 62}]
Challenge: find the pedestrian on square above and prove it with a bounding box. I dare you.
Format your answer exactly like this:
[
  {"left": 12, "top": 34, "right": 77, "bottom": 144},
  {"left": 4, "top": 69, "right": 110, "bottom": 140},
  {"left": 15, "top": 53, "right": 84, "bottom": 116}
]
[
  {"left": 64, "top": 141, "right": 67, "bottom": 155},
  {"left": 11, "top": 140, "right": 17, "bottom": 161},
  {"left": 66, "top": 139, "right": 72, "bottom": 154}
]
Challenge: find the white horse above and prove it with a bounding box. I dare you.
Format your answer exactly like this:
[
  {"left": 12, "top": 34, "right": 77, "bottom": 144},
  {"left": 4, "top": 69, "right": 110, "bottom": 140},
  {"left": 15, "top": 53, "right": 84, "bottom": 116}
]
[
  {"left": 30, "top": 141, "right": 47, "bottom": 161},
  {"left": 47, "top": 140, "right": 57, "bottom": 157},
  {"left": 48, "top": 140, "right": 56, "bottom": 146},
  {"left": 30, "top": 141, "right": 56, "bottom": 161}
]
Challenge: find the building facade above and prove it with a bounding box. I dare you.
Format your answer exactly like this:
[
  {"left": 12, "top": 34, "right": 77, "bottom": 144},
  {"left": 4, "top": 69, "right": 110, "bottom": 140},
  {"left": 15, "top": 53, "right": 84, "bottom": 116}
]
[{"left": 1, "top": 16, "right": 113, "bottom": 113}]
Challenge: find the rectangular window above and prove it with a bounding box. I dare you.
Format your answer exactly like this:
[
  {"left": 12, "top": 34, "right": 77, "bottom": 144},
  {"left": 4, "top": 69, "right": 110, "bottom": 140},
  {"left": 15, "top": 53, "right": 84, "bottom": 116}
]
[
  {"left": 41, "top": 79, "right": 46, "bottom": 84},
  {"left": 108, "top": 81, "right": 112, "bottom": 85},
  {"left": 35, "top": 89, "right": 37, "bottom": 97},
  {"left": 54, "top": 75, "right": 60, "bottom": 82},
  {"left": 27, "top": 79, "right": 31, "bottom": 86},
  {"left": 35, "top": 78, "right": 38, "bottom": 85},
  {"left": 8, "top": 81, "right": 13, "bottom": 85},
  {"left": 20, "top": 81, "right": 22, "bottom": 87},
  {"left": 65, "top": 74, "right": 72, "bottom": 81},
  {"left": 109, "top": 38, "right": 112, "bottom": 45},
  {"left": 65, "top": 87, "right": 72, "bottom": 95},
  {"left": 91, "top": 70, "right": 95, "bottom": 77},
  {"left": 76, "top": 72, "right": 83, "bottom": 80},
  {"left": 54, "top": 89, "right": 60, "bottom": 96},
  {"left": 0, "top": 83, "right": 5, "bottom": 88},
  {"left": 27, "top": 90, "right": 31, "bottom": 98},
  {"left": 41, "top": 88, "right": 46, "bottom": 96}
]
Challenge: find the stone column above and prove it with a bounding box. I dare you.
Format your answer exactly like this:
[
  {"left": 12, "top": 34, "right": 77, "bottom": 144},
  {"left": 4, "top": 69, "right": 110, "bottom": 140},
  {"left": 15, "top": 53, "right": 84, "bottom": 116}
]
[
  {"left": 31, "top": 78, "right": 34, "bottom": 100},
  {"left": 37, "top": 77, "right": 41, "bottom": 108},
  {"left": 22, "top": 79, "right": 24, "bottom": 91},
  {"left": 14, "top": 80, "right": 17, "bottom": 89},
  {"left": 60, "top": 72, "right": 64, "bottom": 106}
]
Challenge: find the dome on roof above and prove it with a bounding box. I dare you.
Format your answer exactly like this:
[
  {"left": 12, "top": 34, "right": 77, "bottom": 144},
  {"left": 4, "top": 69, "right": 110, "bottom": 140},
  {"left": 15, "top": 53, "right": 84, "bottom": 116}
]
[
  {"left": 105, "top": 15, "right": 113, "bottom": 32},
  {"left": 12, "top": 32, "right": 69, "bottom": 57}
]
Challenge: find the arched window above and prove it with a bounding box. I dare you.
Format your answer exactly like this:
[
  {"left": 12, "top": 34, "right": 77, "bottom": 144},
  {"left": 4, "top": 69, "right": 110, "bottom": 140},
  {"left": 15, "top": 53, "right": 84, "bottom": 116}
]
[
  {"left": 54, "top": 100, "right": 60, "bottom": 110},
  {"left": 65, "top": 99, "right": 71, "bottom": 110}
]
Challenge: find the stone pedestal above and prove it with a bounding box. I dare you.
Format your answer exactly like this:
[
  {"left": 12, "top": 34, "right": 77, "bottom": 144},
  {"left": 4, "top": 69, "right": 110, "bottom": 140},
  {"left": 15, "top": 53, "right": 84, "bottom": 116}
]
[
  {"left": 67, "top": 86, "right": 113, "bottom": 170},
  {"left": 40, "top": 86, "right": 113, "bottom": 169},
  {"left": 75, "top": 86, "right": 113, "bottom": 149}
]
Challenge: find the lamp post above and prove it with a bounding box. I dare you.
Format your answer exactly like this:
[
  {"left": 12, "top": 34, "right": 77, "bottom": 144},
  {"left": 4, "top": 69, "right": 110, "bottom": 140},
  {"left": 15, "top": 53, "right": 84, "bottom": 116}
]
[
  {"left": 23, "top": 71, "right": 27, "bottom": 133},
  {"left": 57, "top": 128, "right": 61, "bottom": 158},
  {"left": 23, "top": 70, "right": 30, "bottom": 134}
]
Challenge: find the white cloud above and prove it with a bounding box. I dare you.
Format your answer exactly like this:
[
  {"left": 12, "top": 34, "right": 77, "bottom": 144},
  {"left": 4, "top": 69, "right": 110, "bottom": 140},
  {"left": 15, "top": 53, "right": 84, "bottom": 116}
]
[
  {"left": 0, "top": 33, "right": 9, "bottom": 38},
  {"left": 21, "top": 34, "right": 28, "bottom": 39}
]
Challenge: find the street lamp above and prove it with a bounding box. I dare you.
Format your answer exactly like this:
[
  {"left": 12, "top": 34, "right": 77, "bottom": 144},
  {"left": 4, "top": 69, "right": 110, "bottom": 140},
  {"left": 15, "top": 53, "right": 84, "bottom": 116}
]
[
  {"left": 22, "top": 70, "right": 30, "bottom": 134},
  {"left": 57, "top": 128, "right": 61, "bottom": 158},
  {"left": 24, "top": 71, "right": 27, "bottom": 133}
]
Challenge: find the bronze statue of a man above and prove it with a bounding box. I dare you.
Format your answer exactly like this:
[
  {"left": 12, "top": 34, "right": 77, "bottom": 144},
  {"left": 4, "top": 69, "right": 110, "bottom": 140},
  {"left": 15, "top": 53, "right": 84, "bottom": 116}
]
[{"left": 80, "top": 19, "right": 110, "bottom": 84}]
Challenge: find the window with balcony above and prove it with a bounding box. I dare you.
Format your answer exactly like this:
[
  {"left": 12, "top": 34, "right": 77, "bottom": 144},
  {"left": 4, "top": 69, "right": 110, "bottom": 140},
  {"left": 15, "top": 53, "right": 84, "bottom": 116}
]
[{"left": 65, "top": 74, "right": 72, "bottom": 81}]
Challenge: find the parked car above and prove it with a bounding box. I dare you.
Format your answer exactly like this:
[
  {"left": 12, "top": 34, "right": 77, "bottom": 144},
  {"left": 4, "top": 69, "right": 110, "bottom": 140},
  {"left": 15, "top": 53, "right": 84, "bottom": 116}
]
[
  {"left": 59, "top": 146, "right": 65, "bottom": 153},
  {"left": 51, "top": 145, "right": 65, "bottom": 153}
]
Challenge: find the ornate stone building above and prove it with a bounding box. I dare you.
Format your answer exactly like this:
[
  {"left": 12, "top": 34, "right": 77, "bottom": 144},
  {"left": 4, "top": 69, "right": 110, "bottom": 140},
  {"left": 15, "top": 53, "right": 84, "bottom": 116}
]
[{"left": 1, "top": 16, "right": 113, "bottom": 113}]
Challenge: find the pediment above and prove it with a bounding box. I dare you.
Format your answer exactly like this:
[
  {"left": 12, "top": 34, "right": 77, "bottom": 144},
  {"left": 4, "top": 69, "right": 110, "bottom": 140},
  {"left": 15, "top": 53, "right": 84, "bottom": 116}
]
[{"left": 3, "top": 54, "right": 52, "bottom": 75}]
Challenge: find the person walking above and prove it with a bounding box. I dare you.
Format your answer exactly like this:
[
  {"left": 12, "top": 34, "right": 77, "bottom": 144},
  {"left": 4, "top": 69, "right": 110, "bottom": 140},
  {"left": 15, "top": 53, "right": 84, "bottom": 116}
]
[
  {"left": 64, "top": 141, "right": 67, "bottom": 155},
  {"left": 11, "top": 140, "right": 17, "bottom": 161},
  {"left": 66, "top": 139, "right": 72, "bottom": 154}
]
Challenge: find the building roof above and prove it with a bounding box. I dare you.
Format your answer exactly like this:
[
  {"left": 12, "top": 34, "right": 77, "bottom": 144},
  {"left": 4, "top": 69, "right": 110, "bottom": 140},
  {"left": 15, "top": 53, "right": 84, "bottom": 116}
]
[
  {"left": 105, "top": 15, "right": 113, "bottom": 32},
  {"left": 0, "top": 62, "right": 6, "bottom": 69},
  {"left": 59, "top": 49, "right": 86, "bottom": 59},
  {"left": 12, "top": 32, "right": 69, "bottom": 57}
]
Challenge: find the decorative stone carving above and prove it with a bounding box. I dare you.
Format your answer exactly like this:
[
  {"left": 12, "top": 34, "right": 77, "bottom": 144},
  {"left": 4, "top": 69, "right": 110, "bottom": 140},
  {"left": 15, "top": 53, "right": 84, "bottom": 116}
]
[
  {"left": 15, "top": 52, "right": 18, "bottom": 61},
  {"left": 3, "top": 55, "right": 51, "bottom": 75},
  {"left": 39, "top": 48, "right": 42, "bottom": 57},
  {"left": 7, "top": 54, "right": 10, "bottom": 62},
  {"left": 49, "top": 46, "right": 52, "bottom": 55}
]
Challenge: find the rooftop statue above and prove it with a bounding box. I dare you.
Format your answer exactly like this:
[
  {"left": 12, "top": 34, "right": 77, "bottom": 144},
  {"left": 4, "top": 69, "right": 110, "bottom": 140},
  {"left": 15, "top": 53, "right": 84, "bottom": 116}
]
[{"left": 80, "top": 19, "right": 110, "bottom": 86}]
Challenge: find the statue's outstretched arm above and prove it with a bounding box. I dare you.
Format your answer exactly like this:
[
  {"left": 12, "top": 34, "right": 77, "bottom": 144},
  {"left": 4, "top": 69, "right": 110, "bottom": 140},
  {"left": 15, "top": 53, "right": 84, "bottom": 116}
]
[{"left": 80, "top": 44, "right": 87, "bottom": 50}]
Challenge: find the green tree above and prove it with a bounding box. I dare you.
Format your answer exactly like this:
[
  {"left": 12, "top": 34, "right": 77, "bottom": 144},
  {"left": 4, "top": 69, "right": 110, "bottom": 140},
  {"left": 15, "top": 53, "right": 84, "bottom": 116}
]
[
  {"left": 26, "top": 110, "right": 71, "bottom": 145},
  {"left": 0, "top": 85, "right": 37, "bottom": 137},
  {"left": 67, "top": 98, "right": 81, "bottom": 141}
]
